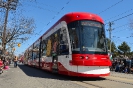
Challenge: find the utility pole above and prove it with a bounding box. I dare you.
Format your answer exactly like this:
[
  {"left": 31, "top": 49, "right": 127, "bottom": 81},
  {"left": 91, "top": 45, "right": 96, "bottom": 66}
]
[
  {"left": 107, "top": 22, "right": 114, "bottom": 53},
  {"left": 0, "top": 0, "right": 18, "bottom": 55}
]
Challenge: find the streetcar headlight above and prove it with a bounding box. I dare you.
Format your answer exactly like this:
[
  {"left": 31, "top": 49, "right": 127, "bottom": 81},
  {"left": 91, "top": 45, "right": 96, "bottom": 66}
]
[
  {"left": 86, "top": 56, "right": 89, "bottom": 59},
  {"left": 80, "top": 56, "right": 84, "bottom": 59}
]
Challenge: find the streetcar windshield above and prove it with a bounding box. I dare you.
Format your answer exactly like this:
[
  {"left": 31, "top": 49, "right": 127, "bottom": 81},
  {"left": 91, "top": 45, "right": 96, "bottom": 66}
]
[{"left": 68, "top": 20, "right": 107, "bottom": 54}]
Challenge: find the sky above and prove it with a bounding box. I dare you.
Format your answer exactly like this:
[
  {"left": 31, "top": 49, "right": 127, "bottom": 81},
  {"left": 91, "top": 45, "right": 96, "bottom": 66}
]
[{"left": 1, "top": 0, "right": 133, "bottom": 55}]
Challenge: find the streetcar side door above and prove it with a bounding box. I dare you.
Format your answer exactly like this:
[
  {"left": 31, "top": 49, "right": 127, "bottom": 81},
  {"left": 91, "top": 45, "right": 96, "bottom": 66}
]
[{"left": 51, "top": 31, "right": 59, "bottom": 72}]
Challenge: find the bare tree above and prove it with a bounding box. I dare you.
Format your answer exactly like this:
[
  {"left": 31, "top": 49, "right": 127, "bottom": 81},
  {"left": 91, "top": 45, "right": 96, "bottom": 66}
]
[
  {"left": 0, "top": 16, "right": 35, "bottom": 54},
  {"left": 6, "top": 17, "right": 35, "bottom": 44},
  {"left": 0, "top": 0, "right": 35, "bottom": 55}
]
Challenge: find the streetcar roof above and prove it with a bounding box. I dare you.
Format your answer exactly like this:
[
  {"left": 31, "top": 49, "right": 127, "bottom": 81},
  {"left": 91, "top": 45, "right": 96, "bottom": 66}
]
[
  {"left": 41, "top": 12, "right": 104, "bottom": 38},
  {"left": 26, "top": 12, "right": 104, "bottom": 51}
]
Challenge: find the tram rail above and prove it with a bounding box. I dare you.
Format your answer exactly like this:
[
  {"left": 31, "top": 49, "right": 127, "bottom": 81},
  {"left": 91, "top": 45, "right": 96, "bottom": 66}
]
[{"left": 70, "top": 76, "right": 133, "bottom": 88}]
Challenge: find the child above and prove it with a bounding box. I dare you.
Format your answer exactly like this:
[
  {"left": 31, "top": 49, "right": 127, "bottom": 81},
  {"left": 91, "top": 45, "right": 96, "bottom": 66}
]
[{"left": 123, "top": 66, "right": 130, "bottom": 73}]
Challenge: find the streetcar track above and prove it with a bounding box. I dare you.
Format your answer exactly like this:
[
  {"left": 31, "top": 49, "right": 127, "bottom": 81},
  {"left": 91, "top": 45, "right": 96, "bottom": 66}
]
[
  {"left": 71, "top": 80, "right": 105, "bottom": 88},
  {"left": 81, "top": 81, "right": 105, "bottom": 88},
  {"left": 72, "top": 76, "right": 133, "bottom": 88},
  {"left": 70, "top": 77, "right": 107, "bottom": 88},
  {"left": 110, "top": 74, "right": 133, "bottom": 79},
  {"left": 105, "top": 76, "right": 133, "bottom": 85},
  {"left": 106, "top": 78, "right": 133, "bottom": 85},
  {"left": 80, "top": 77, "right": 133, "bottom": 88}
]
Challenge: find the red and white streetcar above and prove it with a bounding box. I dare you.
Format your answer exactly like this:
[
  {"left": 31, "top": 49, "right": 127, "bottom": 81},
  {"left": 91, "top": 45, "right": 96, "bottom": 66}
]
[{"left": 24, "top": 12, "right": 112, "bottom": 77}]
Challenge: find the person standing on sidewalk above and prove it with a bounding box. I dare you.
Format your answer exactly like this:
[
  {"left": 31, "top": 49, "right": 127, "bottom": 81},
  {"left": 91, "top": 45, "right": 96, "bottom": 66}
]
[
  {"left": 0, "top": 58, "right": 3, "bottom": 74},
  {"left": 2, "top": 56, "right": 7, "bottom": 69},
  {"left": 14, "top": 56, "right": 18, "bottom": 67}
]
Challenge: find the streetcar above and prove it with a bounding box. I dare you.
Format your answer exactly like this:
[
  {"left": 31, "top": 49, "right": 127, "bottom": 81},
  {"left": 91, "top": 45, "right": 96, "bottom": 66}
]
[{"left": 24, "top": 12, "right": 112, "bottom": 77}]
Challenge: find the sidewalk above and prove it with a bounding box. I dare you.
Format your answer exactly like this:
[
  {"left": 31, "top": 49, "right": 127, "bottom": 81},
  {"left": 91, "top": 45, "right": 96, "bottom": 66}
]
[
  {"left": 0, "top": 64, "right": 87, "bottom": 88},
  {"left": 0, "top": 64, "right": 45, "bottom": 88}
]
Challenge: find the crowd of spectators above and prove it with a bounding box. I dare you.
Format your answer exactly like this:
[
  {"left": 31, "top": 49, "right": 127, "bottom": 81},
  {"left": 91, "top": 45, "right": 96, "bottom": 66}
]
[{"left": 110, "top": 58, "right": 133, "bottom": 74}]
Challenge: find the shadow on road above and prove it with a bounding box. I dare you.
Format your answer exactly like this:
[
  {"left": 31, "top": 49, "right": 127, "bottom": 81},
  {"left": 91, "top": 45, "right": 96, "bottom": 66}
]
[{"left": 18, "top": 64, "right": 106, "bottom": 81}]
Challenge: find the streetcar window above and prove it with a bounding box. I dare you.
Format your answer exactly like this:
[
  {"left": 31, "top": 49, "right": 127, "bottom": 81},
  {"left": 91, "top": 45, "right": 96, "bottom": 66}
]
[
  {"left": 59, "top": 28, "right": 69, "bottom": 55},
  {"left": 33, "top": 43, "right": 40, "bottom": 59},
  {"left": 68, "top": 20, "right": 108, "bottom": 54},
  {"left": 51, "top": 32, "right": 59, "bottom": 56},
  {"left": 41, "top": 40, "right": 47, "bottom": 56},
  {"left": 68, "top": 21, "right": 80, "bottom": 52},
  {"left": 81, "top": 22, "right": 107, "bottom": 52},
  {"left": 46, "top": 37, "right": 52, "bottom": 56}
]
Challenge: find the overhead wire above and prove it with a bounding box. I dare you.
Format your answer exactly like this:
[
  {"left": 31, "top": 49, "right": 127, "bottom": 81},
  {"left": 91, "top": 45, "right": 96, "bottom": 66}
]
[
  {"left": 98, "top": 0, "right": 124, "bottom": 15},
  {"left": 111, "top": 12, "right": 133, "bottom": 23},
  {"left": 112, "top": 23, "right": 129, "bottom": 33},
  {"left": 112, "top": 37, "right": 133, "bottom": 45},
  {"left": 27, "top": 1, "right": 130, "bottom": 47},
  {"left": 33, "top": 0, "right": 59, "bottom": 10},
  {"left": 27, "top": 0, "right": 125, "bottom": 38},
  {"left": 23, "top": 0, "right": 72, "bottom": 47},
  {"left": 114, "top": 23, "right": 129, "bottom": 29},
  {"left": 21, "top": 2, "right": 57, "bottom": 13},
  {"left": 104, "top": 11, "right": 133, "bottom": 45},
  {"left": 96, "top": 0, "right": 133, "bottom": 50},
  {"left": 112, "top": 35, "right": 133, "bottom": 38},
  {"left": 37, "top": 0, "right": 72, "bottom": 35},
  {"left": 105, "top": 8, "right": 133, "bottom": 22},
  {"left": 22, "top": 0, "right": 133, "bottom": 52},
  {"left": 24, "top": 0, "right": 71, "bottom": 38},
  {"left": 105, "top": 12, "right": 133, "bottom": 25}
]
